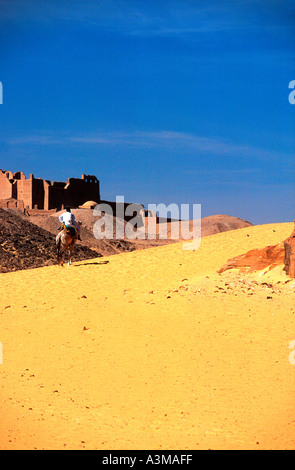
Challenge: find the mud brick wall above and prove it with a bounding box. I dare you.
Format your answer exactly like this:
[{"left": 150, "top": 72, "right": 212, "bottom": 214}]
[
  {"left": 0, "top": 171, "right": 16, "bottom": 199},
  {"left": 63, "top": 176, "right": 100, "bottom": 209},
  {"left": 0, "top": 198, "right": 25, "bottom": 210},
  {"left": 47, "top": 183, "right": 67, "bottom": 211},
  {"left": 32, "top": 178, "right": 45, "bottom": 210},
  {"left": 17, "top": 175, "right": 33, "bottom": 209}
]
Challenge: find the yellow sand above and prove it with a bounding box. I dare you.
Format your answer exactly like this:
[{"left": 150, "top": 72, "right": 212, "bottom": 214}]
[{"left": 0, "top": 222, "right": 295, "bottom": 450}]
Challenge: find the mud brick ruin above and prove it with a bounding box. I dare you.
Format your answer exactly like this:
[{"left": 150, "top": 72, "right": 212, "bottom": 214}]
[{"left": 0, "top": 169, "right": 100, "bottom": 211}]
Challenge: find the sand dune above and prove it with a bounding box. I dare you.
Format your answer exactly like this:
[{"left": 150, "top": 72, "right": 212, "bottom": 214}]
[{"left": 0, "top": 222, "right": 295, "bottom": 450}]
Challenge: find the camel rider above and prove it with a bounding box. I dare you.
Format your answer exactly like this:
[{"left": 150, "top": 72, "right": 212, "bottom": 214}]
[{"left": 58, "top": 208, "right": 81, "bottom": 240}]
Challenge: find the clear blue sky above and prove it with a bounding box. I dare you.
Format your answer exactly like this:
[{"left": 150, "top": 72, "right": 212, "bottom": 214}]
[{"left": 0, "top": 0, "right": 294, "bottom": 224}]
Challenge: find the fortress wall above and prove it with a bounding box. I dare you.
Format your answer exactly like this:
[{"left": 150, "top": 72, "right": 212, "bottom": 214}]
[
  {"left": 47, "top": 185, "right": 67, "bottom": 211},
  {"left": 0, "top": 171, "right": 101, "bottom": 211},
  {"left": 44, "top": 181, "right": 50, "bottom": 211},
  {"left": 0, "top": 198, "right": 25, "bottom": 210},
  {"left": 32, "top": 178, "right": 45, "bottom": 209},
  {"left": 0, "top": 171, "right": 14, "bottom": 199},
  {"left": 13, "top": 171, "right": 26, "bottom": 180},
  {"left": 17, "top": 175, "right": 33, "bottom": 208},
  {"left": 65, "top": 177, "right": 100, "bottom": 208}
]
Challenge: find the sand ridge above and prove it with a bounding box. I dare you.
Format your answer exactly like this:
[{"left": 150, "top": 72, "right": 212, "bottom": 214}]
[{"left": 0, "top": 222, "right": 295, "bottom": 449}]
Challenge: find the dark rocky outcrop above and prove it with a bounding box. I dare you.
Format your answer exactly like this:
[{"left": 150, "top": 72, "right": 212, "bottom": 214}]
[{"left": 0, "top": 208, "right": 100, "bottom": 273}]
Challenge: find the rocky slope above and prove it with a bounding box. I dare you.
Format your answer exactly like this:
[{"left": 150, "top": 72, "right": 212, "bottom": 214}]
[{"left": 0, "top": 209, "right": 100, "bottom": 273}]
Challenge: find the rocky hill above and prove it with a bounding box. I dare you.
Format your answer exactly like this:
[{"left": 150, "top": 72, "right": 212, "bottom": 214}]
[{"left": 0, "top": 208, "right": 100, "bottom": 273}]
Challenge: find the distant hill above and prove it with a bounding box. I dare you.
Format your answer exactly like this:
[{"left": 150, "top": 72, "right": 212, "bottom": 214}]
[
  {"left": 201, "top": 214, "right": 253, "bottom": 236},
  {"left": 156, "top": 214, "right": 253, "bottom": 239}
]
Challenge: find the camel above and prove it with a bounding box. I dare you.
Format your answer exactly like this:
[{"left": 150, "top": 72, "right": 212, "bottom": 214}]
[{"left": 56, "top": 222, "right": 81, "bottom": 266}]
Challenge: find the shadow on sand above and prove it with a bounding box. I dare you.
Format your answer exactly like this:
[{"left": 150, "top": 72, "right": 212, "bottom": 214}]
[{"left": 74, "top": 260, "right": 110, "bottom": 267}]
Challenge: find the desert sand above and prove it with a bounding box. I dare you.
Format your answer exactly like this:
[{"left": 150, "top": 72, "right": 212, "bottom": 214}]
[{"left": 0, "top": 222, "right": 295, "bottom": 450}]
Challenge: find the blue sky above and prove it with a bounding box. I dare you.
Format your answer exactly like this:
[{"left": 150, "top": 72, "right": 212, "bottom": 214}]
[{"left": 0, "top": 0, "right": 294, "bottom": 224}]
